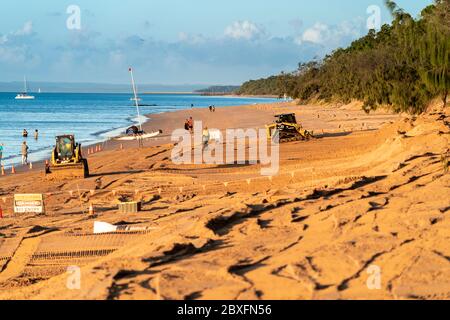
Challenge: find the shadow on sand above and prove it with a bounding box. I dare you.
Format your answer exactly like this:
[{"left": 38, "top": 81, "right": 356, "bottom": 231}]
[{"left": 89, "top": 170, "right": 145, "bottom": 178}]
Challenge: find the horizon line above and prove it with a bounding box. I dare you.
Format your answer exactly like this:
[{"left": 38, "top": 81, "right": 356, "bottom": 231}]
[{"left": 0, "top": 80, "right": 241, "bottom": 87}]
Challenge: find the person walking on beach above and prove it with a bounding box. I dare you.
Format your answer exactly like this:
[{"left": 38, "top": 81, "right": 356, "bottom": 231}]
[
  {"left": 34, "top": 129, "right": 39, "bottom": 140},
  {"left": 188, "top": 117, "right": 194, "bottom": 134},
  {"left": 21, "top": 141, "right": 29, "bottom": 165},
  {"left": 184, "top": 119, "right": 190, "bottom": 132},
  {"left": 0, "top": 143, "right": 4, "bottom": 166},
  {"left": 202, "top": 126, "right": 210, "bottom": 150}
]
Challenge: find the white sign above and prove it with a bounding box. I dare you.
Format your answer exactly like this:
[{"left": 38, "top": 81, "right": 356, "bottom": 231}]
[{"left": 14, "top": 194, "right": 45, "bottom": 214}]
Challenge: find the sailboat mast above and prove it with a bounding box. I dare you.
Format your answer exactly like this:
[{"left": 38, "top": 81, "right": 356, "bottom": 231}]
[
  {"left": 24, "top": 76, "right": 27, "bottom": 93},
  {"left": 129, "top": 67, "right": 143, "bottom": 132}
]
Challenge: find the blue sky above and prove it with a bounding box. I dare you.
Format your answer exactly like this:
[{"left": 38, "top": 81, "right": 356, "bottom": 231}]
[{"left": 0, "top": 0, "right": 433, "bottom": 85}]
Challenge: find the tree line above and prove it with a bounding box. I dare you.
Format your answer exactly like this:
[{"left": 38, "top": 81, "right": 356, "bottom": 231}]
[
  {"left": 237, "top": 0, "right": 449, "bottom": 114},
  {"left": 196, "top": 86, "right": 241, "bottom": 94}
]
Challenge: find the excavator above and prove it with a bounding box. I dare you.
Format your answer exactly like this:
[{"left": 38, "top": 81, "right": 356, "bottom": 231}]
[
  {"left": 45, "top": 135, "right": 89, "bottom": 179},
  {"left": 266, "top": 113, "right": 314, "bottom": 143}
]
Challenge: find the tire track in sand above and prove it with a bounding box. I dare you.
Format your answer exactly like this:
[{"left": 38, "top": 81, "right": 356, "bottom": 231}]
[{"left": 0, "top": 237, "right": 41, "bottom": 283}]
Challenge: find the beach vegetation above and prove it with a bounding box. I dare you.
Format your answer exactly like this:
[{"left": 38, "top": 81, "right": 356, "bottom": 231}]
[{"left": 237, "top": 0, "right": 449, "bottom": 114}]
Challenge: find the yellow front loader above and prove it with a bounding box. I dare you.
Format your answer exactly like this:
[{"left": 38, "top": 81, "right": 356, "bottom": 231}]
[
  {"left": 266, "top": 113, "right": 313, "bottom": 143},
  {"left": 45, "top": 135, "right": 89, "bottom": 179}
]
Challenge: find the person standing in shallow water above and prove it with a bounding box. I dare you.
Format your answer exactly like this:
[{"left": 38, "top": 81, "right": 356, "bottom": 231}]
[
  {"left": 0, "top": 143, "right": 4, "bottom": 166},
  {"left": 21, "top": 141, "right": 29, "bottom": 165},
  {"left": 34, "top": 129, "right": 39, "bottom": 140}
]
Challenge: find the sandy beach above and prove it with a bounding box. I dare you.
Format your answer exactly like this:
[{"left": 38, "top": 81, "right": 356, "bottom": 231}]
[{"left": 0, "top": 100, "right": 448, "bottom": 300}]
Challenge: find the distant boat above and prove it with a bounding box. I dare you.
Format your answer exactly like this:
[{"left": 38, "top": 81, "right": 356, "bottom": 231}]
[
  {"left": 38, "top": 88, "right": 41, "bottom": 94},
  {"left": 15, "top": 77, "right": 35, "bottom": 100},
  {"left": 130, "top": 97, "right": 142, "bottom": 102}
]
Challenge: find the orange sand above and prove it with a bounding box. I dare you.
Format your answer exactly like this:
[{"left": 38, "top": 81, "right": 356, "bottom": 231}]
[{"left": 0, "top": 101, "right": 448, "bottom": 300}]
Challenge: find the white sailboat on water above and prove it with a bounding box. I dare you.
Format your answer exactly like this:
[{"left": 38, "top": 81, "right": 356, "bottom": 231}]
[
  {"left": 15, "top": 76, "right": 35, "bottom": 100},
  {"left": 116, "top": 67, "right": 162, "bottom": 141}
]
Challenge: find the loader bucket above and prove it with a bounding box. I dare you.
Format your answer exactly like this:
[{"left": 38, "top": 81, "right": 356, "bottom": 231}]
[{"left": 45, "top": 159, "right": 89, "bottom": 180}]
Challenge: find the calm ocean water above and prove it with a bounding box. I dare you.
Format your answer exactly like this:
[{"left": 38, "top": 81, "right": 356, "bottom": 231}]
[{"left": 0, "top": 92, "right": 278, "bottom": 167}]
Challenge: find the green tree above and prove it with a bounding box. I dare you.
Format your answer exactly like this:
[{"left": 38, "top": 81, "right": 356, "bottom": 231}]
[{"left": 418, "top": 1, "right": 450, "bottom": 107}]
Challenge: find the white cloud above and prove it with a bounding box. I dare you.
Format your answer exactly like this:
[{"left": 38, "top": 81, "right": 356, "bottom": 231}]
[
  {"left": 299, "top": 22, "right": 329, "bottom": 44},
  {"left": 14, "top": 21, "right": 33, "bottom": 36},
  {"left": 0, "top": 21, "right": 39, "bottom": 67},
  {"left": 0, "top": 35, "right": 8, "bottom": 45},
  {"left": 178, "top": 32, "right": 206, "bottom": 44},
  {"left": 0, "top": 18, "right": 367, "bottom": 84},
  {"left": 108, "top": 50, "right": 125, "bottom": 65},
  {"left": 289, "top": 18, "right": 304, "bottom": 32},
  {"left": 0, "top": 21, "right": 34, "bottom": 45},
  {"left": 296, "top": 19, "right": 364, "bottom": 48},
  {"left": 0, "top": 46, "right": 27, "bottom": 64},
  {"left": 224, "top": 21, "right": 266, "bottom": 40}
]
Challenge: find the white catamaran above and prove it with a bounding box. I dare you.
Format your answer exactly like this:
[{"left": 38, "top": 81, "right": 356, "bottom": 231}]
[
  {"left": 15, "top": 77, "right": 35, "bottom": 100},
  {"left": 116, "top": 68, "right": 162, "bottom": 141}
]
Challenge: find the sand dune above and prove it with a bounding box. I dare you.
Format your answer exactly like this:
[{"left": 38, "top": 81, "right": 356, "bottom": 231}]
[{"left": 0, "top": 101, "right": 448, "bottom": 300}]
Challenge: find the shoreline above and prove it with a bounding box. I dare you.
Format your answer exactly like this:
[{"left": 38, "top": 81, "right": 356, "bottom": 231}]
[
  {"left": 1, "top": 99, "right": 399, "bottom": 176},
  {"left": 0, "top": 97, "right": 279, "bottom": 171}
]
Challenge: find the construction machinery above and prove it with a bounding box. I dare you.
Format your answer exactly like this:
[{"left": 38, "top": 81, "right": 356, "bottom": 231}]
[
  {"left": 266, "top": 113, "right": 314, "bottom": 143},
  {"left": 45, "top": 135, "right": 89, "bottom": 179}
]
